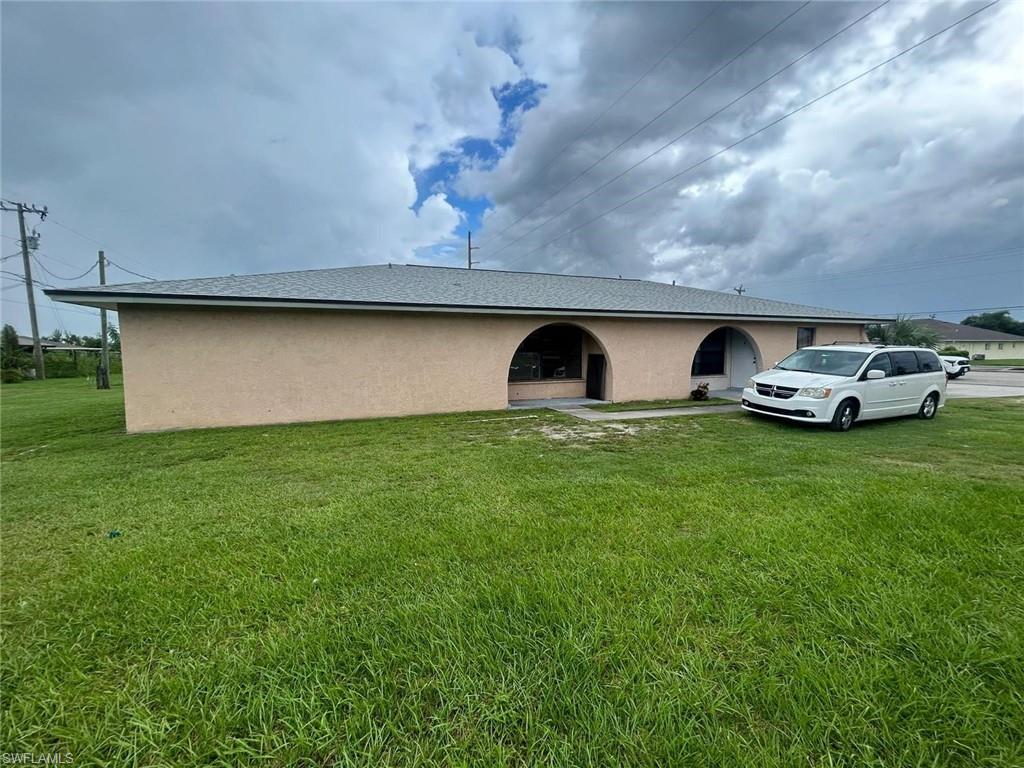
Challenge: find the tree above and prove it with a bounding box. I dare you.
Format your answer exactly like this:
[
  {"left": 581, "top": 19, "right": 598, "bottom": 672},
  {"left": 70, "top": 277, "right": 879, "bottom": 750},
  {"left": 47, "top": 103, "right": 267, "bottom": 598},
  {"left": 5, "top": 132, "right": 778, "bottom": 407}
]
[
  {"left": 961, "top": 310, "right": 1024, "bottom": 337},
  {"left": 866, "top": 316, "right": 940, "bottom": 348},
  {"left": 1, "top": 324, "right": 28, "bottom": 370},
  {"left": 108, "top": 325, "right": 121, "bottom": 352}
]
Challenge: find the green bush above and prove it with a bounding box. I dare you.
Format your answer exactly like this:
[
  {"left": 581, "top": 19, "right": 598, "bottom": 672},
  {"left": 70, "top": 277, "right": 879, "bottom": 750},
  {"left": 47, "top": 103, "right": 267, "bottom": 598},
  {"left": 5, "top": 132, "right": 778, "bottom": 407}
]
[
  {"left": 940, "top": 346, "right": 969, "bottom": 358},
  {"left": 43, "top": 353, "right": 79, "bottom": 379},
  {"left": 1, "top": 368, "right": 24, "bottom": 383}
]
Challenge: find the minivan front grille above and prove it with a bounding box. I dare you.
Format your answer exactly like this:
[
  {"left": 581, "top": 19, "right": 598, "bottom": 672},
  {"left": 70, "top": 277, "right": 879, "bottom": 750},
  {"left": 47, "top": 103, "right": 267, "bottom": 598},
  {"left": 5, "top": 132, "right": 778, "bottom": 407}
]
[{"left": 755, "top": 383, "right": 800, "bottom": 400}]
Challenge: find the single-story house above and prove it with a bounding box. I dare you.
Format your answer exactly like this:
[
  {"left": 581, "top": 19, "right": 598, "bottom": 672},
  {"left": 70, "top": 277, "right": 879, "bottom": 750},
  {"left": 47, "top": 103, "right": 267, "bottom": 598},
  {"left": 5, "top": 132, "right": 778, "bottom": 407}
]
[
  {"left": 17, "top": 335, "right": 102, "bottom": 353},
  {"left": 911, "top": 318, "right": 1024, "bottom": 360},
  {"left": 47, "top": 265, "right": 886, "bottom": 432}
]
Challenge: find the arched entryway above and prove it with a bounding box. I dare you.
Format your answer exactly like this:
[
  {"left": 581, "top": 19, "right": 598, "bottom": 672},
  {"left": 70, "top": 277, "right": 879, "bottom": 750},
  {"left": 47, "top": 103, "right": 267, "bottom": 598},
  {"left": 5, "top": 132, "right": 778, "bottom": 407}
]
[
  {"left": 507, "top": 323, "right": 611, "bottom": 404},
  {"left": 691, "top": 327, "right": 762, "bottom": 391}
]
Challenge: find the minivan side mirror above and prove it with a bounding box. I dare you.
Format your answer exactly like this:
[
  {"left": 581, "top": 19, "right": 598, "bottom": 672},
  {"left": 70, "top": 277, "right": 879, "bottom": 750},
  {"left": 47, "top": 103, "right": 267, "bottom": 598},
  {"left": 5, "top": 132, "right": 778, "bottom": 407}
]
[{"left": 866, "top": 369, "right": 886, "bottom": 380}]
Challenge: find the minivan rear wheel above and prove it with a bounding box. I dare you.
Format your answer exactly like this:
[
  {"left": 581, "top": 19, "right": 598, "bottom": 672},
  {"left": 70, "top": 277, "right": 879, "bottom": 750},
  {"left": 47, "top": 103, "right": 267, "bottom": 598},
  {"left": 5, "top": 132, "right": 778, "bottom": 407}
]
[
  {"left": 830, "top": 399, "right": 857, "bottom": 432},
  {"left": 918, "top": 392, "right": 939, "bottom": 420}
]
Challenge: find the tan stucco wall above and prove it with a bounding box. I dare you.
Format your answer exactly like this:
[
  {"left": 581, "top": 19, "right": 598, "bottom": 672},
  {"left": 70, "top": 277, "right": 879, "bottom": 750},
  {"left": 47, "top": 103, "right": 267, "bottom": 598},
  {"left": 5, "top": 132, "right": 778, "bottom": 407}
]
[
  {"left": 118, "top": 305, "right": 862, "bottom": 432},
  {"left": 941, "top": 339, "right": 1023, "bottom": 359},
  {"left": 507, "top": 379, "right": 586, "bottom": 400}
]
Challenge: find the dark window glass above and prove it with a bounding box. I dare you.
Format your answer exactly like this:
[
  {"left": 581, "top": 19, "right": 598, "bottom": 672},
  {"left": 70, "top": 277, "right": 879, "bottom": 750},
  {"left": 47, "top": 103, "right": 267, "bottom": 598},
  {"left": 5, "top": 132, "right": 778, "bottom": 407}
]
[
  {"left": 867, "top": 353, "right": 892, "bottom": 377},
  {"left": 508, "top": 351, "right": 541, "bottom": 381},
  {"left": 777, "top": 349, "right": 868, "bottom": 376},
  {"left": 890, "top": 351, "right": 919, "bottom": 376},
  {"left": 797, "top": 327, "right": 816, "bottom": 349},
  {"left": 915, "top": 351, "right": 941, "bottom": 372},
  {"left": 508, "top": 325, "right": 583, "bottom": 381},
  {"left": 692, "top": 328, "right": 727, "bottom": 376}
]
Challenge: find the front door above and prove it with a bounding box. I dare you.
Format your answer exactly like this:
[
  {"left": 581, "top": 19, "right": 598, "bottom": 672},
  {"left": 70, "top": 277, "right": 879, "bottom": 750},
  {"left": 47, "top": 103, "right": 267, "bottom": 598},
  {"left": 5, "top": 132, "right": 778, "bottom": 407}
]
[{"left": 586, "top": 354, "right": 605, "bottom": 400}]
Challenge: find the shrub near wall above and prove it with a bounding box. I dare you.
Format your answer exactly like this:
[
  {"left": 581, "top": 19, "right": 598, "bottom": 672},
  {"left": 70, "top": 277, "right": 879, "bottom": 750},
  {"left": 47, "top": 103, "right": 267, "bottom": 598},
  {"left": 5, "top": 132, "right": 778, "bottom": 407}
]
[{"left": 940, "top": 346, "right": 969, "bottom": 358}]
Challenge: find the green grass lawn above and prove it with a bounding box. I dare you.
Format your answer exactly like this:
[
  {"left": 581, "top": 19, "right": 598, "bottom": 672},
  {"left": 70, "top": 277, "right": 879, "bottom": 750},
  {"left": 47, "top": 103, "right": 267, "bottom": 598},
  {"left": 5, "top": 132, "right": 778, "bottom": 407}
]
[
  {"left": 589, "top": 396, "right": 735, "bottom": 412},
  {"left": 2, "top": 378, "right": 1023, "bottom": 766}
]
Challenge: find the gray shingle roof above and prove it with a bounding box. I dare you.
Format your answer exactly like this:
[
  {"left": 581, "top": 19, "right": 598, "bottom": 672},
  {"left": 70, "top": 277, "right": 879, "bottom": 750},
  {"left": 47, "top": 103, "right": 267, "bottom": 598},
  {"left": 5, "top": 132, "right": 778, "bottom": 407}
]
[
  {"left": 46, "top": 264, "right": 885, "bottom": 322},
  {"left": 912, "top": 318, "right": 1024, "bottom": 342}
]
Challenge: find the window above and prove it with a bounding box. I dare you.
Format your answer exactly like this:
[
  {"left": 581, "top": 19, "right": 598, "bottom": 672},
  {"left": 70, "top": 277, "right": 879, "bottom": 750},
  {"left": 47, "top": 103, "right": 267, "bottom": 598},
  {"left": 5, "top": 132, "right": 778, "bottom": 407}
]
[
  {"left": 915, "top": 351, "right": 941, "bottom": 372},
  {"left": 866, "top": 352, "right": 892, "bottom": 377},
  {"left": 692, "top": 328, "right": 727, "bottom": 376},
  {"left": 998, "top": 343, "right": 1005, "bottom": 350},
  {"left": 890, "top": 351, "right": 919, "bottom": 376},
  {"left": 508, "top": 325, "right": 583, "bottom": 381},
  {"left": 776, "top": 349, "right": 868, "bottom": 376},
  {"left": 985, "top": 343, "right": 991, "bottom": 350},
  {"left": 797, "top": 327, "right": 816, "bottom": 349}
]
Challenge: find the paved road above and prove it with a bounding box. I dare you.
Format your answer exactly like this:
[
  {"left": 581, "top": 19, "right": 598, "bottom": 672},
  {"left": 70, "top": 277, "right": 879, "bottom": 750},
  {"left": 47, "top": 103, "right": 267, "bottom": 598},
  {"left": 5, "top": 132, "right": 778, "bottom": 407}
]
[{"left": 947, "top": 368, "right": 1024, "bottom": 399}]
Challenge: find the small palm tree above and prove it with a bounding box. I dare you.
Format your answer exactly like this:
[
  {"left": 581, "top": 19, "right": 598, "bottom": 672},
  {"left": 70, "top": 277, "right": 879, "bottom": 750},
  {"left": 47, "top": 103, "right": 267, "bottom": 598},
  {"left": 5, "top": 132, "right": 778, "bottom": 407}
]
[{"left": 866, "top": 316, "right": 940, "bottom": 348}]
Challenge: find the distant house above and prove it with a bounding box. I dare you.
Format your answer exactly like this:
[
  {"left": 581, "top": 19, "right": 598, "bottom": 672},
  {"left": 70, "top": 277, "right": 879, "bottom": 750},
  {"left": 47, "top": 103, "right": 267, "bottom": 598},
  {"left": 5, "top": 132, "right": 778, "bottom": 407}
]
[
  {"left": 17, "top": 336, "right": 102, "bottom": 353},
  {"left": 47, "top": 265, "right": 886, "bottom": 432},
  {"left": 912, "top": 319, "right": 1024, "bottom": 360}
]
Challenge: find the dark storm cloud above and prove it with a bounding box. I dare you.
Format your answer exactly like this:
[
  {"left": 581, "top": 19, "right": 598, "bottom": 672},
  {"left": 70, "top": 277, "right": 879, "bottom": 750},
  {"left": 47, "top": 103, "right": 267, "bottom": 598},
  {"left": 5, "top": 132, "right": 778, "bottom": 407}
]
[
  {"left": 461, "top": 1, "right": 1022, "bottom": 317},
  {"left": 1, "top": 1, "right": 1021, "bottom": 336}
]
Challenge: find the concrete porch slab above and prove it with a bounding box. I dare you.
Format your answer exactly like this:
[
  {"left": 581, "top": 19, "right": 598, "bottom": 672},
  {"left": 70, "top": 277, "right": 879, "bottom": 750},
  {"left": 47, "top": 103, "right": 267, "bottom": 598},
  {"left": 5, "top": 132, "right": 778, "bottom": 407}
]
[{"left": 508, "top": 397, "right": 608, "bottom": 410}]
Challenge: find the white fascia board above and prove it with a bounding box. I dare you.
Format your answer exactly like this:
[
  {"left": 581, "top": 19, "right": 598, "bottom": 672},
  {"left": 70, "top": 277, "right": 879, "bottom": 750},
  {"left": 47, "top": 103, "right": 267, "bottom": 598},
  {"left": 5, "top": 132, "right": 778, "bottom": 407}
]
[{"left": 45, "top": 292, "right": 885, "bottom": 325}]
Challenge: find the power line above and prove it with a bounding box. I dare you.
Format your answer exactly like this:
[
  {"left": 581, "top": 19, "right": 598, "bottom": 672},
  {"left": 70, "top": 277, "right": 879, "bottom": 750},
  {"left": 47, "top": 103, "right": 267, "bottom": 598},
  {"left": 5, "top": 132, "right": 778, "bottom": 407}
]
[
  {"left": 0, "top": 199, "right": 49, "bottom": 376},
  {"left": 481, "top": 4, "right": 722, "bottom": 245},
  {"left": 748, "top": 246, "right": 1024, "bottom": 289},
  {"left": 45, "top": 216, "right": 155, "bottom": 273},
  {"left": 0, "top": 269, "right": 55, "bottom": 290},
  {"left": 537, "top": 7, "right": 719, "bottom": 177},
  {"left": 493, "top": 0, "right": 889, "bottom": 262},
  {"left": 30, "top": 253, "right": 98, "bottom": 283},
  {"left": 888, "top": 304, "right": 1024, "bottom": 317},
  {"left": 503, "top": 0, "right": 1000, "bottom": 267},
  {"left": 483, "top": 1, "right": 814, "bottom": 250},
  {"left": 2, "top": 296, "right": 104, "bottom": 317},
  {"left": 106, "top": 259, "right": 156, "bottom": 281}
]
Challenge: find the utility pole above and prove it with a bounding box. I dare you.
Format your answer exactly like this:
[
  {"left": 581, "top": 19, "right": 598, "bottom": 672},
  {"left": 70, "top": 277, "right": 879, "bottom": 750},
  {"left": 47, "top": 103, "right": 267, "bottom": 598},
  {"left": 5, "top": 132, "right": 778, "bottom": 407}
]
[
  {"left": 467, "top": 231, "right": 480, "bottom": 269},
  {"left": 97, "top": 250, "right": 110, "bottom": 389},
  {"left": 733, "top": 284, "right": 746, "bottom": 296},
  {"left": 1, "top": 200, "right": 48, "bottom": 379}
]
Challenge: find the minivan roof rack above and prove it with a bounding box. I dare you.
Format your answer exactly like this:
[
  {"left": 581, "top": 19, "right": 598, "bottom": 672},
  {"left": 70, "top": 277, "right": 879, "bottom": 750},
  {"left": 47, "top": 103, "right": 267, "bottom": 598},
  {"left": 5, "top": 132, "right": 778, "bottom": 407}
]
[{"left": 827, "top": 341, "right": 887, "bottom": 347}]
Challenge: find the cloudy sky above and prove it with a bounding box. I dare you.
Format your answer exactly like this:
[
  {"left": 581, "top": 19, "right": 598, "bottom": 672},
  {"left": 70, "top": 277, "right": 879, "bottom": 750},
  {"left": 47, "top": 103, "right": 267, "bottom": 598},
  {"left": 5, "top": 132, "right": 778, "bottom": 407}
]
[{"left": 2, "top": 0, "right": 1022, "bottom": 336}]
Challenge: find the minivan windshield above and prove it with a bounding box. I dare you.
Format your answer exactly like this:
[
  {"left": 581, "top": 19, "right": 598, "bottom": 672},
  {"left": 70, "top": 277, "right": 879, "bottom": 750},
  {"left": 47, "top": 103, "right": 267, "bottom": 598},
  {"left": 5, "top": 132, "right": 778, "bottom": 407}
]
[{"left": 775, "top": 349, "right": 868, "bottom": 377}]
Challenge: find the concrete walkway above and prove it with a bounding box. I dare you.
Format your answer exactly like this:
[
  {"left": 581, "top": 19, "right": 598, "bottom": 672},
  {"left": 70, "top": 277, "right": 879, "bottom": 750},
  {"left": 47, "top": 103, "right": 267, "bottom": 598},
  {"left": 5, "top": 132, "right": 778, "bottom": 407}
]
[
  {"left": 507, "top": 397, "right": 608, "bottom": 410},
  {"left": 509, "top": 389, "right": 745, "bottom": 421},
  {"left": 551, "top": 402, "right": 742, "bottom": 422}
]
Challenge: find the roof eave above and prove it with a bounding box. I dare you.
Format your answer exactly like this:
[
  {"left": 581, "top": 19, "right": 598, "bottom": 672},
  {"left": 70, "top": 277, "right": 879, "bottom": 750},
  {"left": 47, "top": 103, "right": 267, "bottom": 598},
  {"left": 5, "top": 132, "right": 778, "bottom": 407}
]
[{"left": 43, "top": 289, "right": 891, "bottom": 324}]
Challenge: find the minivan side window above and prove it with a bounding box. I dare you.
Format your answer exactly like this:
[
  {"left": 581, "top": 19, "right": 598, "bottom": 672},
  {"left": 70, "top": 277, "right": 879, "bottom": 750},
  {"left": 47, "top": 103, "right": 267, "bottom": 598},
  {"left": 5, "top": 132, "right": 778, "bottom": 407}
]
[
  {"left": 890, "top": 351, "right": 919, "bottom": 375},
  {"left": 867, "top": 352, "right": 892, "bottom": 377},
  {"left": 915, "top": 351, "right": 941, "bottom": 372}
]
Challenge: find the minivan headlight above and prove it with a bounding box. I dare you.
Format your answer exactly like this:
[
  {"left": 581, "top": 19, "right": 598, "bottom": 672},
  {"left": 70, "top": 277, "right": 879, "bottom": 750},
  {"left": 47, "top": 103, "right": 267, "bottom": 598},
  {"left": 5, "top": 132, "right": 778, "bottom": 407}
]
[
  {"left": 745, "top": 378, "right": 756, "bottom": 389},
  {"left": 797, "top": 386, "right": 832, "bottom": 399}
]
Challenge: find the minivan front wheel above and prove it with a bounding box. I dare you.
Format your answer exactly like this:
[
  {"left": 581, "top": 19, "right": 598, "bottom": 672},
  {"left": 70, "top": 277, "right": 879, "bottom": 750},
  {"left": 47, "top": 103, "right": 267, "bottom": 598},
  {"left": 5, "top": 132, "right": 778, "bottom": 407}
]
[
  {"left": 830, "top": 399, "right": 857, "bottom": 432},
  {"left": 918, "top": 392, "right": 939, "bottom": 420}
]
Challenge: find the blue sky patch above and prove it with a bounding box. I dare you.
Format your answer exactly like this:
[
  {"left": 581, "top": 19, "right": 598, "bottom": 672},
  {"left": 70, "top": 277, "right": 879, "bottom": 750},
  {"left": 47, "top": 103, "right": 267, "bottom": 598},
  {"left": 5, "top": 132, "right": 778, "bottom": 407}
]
[{"left": 412, "top": 77, "right": 545, "bottom": 240}]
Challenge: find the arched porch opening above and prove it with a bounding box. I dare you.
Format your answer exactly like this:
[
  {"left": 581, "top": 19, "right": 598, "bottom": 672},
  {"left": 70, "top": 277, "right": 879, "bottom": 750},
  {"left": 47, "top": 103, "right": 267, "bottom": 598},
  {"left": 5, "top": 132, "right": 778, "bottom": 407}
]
[
  {"left": 507, "top": 323, "right": 611, "bottom": 405},
  {"left": 691, "top": 326, "right": 763, "bottom": 391}
]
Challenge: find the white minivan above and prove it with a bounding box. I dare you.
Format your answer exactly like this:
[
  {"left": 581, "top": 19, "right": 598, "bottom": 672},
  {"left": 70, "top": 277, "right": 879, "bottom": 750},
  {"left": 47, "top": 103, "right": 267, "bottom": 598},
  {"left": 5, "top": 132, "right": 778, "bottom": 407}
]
[{"left": 741, "top": 345, "right": 947, "bottom": 432}]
